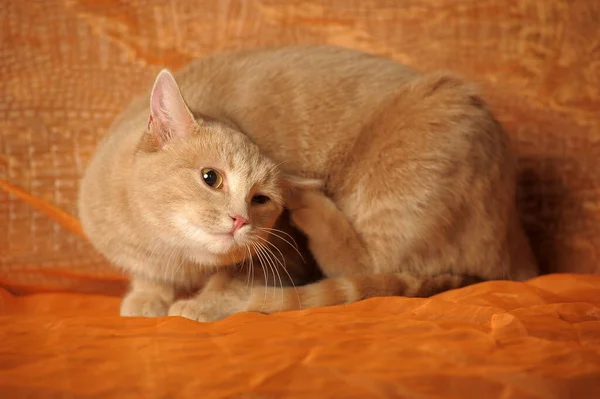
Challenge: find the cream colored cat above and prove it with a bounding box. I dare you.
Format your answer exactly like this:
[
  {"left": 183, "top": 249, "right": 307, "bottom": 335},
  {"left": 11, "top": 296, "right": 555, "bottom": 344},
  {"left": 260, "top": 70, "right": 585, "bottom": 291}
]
[{"left": 78, "top": 45, "right": 538, "bottom": 322}]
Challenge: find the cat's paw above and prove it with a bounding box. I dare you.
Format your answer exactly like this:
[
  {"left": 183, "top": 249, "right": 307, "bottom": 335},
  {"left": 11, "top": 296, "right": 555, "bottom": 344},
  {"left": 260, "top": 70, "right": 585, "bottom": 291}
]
[
  {"left": 286, "top": 188, "right": 336, "bottom": 211},
  {"left": 168, "top": 299, "right": 211, "bottom": 322},
  {"left": 289, "top": 208, "right": 322, "bottom": 235},
  {"left": 287, "top": 190, "right": 337, "bottom": 234},
  {"left": 120, "top": 291, "right": 170, "bottom": 317},
  {"left": 283, "top": 188, "right": 305, "bottom": 211}
]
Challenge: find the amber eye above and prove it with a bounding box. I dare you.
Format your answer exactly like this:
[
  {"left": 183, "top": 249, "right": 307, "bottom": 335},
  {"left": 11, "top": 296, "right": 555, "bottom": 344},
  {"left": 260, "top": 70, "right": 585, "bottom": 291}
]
[
  {"left": 201, "top": 168, "right": 223, "bottom": 189},
  {"left": 252, "top": 194, "right": 271, "bottom": 204}
]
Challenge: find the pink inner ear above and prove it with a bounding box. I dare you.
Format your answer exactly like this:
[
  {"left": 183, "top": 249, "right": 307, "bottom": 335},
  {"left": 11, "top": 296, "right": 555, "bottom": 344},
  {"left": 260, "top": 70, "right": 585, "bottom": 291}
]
[{"left": 148, "top": 69, "right": 196, "bottom": 147}]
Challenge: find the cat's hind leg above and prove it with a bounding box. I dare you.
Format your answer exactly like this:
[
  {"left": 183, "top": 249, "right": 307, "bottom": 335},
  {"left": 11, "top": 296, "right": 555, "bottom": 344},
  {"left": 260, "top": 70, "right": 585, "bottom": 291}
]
[
  {"left": 285, "top": 186, "right": 481, "bottom": 282},
  {"left": 285, "top": 188, "right": 373, "bottom": 278}
]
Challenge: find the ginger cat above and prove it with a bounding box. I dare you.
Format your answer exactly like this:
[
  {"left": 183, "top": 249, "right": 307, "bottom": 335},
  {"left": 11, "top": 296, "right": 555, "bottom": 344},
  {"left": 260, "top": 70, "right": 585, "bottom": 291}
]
[{"left": 78, "top": 46, "right": 538, "bottom": 322}]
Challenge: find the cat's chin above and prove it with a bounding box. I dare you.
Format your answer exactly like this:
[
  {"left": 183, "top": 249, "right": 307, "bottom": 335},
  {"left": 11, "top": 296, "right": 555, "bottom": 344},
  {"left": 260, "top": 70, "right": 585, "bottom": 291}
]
[
  {"left": 187, "top": 242, "right": 246, "bottom": 267},
  {"left": 183, "top": 233, "right": 249, "bottom": 265}
]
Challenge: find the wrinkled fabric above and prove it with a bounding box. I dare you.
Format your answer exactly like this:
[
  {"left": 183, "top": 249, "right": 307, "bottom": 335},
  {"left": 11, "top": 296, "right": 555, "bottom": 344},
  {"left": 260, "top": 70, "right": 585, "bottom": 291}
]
[
  {"left": 2, "top": 0, "right": 600, "bottom": 296},
  {"left": 1, "top": 273, "right": 599, "bottom": 398}
]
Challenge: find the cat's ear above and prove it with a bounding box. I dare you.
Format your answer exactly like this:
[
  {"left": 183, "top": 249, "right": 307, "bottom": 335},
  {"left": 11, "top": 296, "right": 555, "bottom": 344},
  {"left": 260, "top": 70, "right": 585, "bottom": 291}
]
[{"left": 147, "top": 69, "right": 197, "bottom": 148}]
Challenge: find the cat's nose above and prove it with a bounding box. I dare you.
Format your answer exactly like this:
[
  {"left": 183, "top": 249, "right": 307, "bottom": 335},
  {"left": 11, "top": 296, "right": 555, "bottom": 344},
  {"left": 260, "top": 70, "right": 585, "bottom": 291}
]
[{"left": 229, "top": 214, "right": 249, "bottom": 235}]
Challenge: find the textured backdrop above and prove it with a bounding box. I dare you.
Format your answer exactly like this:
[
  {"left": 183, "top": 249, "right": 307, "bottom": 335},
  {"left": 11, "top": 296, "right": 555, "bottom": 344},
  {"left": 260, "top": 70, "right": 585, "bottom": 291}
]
[{"left": 1, "top": 0, "right": 599, "bottom": 294}]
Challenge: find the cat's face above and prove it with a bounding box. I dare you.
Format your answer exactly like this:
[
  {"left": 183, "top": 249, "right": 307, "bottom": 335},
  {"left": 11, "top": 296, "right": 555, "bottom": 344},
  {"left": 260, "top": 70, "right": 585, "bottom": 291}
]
[
  {"left": 133, "top": 124, "right": 283, "bottom": 265},
  {"left": 130, "top": 70, "right": 284, "bottom": 266}
]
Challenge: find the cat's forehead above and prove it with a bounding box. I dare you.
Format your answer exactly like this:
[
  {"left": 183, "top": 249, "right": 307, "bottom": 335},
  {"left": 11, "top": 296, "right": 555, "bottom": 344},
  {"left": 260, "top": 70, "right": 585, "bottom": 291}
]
[
  {"left": 226, "top": 151, "right": 279, "bottom": 188},
  {"left": 195, "top": 125, "right": 280, "bottom": 186}
]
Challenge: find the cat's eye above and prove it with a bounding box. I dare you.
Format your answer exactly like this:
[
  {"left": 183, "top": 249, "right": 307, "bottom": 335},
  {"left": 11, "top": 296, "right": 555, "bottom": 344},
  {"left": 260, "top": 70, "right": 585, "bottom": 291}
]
[
  {"left": 252, "top": 194, "right": 271, "bottom": 205},
  {"left": 201, "top": 168, "right": 223, "bottom": 189}
]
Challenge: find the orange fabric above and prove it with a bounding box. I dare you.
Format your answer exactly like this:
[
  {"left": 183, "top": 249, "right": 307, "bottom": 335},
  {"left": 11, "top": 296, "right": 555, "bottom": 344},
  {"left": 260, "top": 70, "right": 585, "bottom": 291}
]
[
  {"left": 1, "top": 274, "right": 599, "bottom": 398},
  {"left": 2, "top": 0, "right": 600, "bottom": 296}
]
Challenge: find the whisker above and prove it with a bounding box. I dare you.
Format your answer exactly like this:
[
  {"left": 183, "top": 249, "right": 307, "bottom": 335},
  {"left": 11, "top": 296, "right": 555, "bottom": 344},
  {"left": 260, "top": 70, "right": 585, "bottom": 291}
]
[
  {"left": 243, "top": 244, "right": 254, "bottom": 299},
  {"left": 258, "top": 245, "right": 276, "bottom": 312},
  {"left": 243, "top": 245, "right": 251, "bottom": 287},
  {"left": 256, "top": 240, "right": 284, "bottom": 312},
  {"left": 258, "top": 227, "right": 305, "bottom": 263},
  {"left": 248, "top": 244, "right": 255, "bottom": 294},
  {"left": 256, "top": 236, "right": 285, "bottom": 270},
  {"left": 251, "top": 241, "right": 269, "bottom": 313},
  {"left": 257, "top": 242, "right": 278, "bottom": 306},
  {"left": 259, "top": 227, "right": 300, "bottom": 249},
  {"left": 256, "top": 235, "right": 301, "bottom": 311}
]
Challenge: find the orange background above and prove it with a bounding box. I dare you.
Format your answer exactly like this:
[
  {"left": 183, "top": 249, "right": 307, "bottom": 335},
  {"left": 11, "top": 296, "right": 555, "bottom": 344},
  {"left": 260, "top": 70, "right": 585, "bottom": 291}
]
[{"left": 1, "top": 1, "right": 600, "bottom": 397}]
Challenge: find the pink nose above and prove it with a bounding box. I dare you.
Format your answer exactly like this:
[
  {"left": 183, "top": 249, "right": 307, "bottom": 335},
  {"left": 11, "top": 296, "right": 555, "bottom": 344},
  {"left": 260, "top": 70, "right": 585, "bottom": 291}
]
[{"left": 230, "top": 214, "right": 249, "bottom": 234}]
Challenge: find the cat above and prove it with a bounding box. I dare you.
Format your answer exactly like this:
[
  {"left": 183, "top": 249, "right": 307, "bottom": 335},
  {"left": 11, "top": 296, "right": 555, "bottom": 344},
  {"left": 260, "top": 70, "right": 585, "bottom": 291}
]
[{"left": 78, "top": 45, "right": 538, "bottom": 322}]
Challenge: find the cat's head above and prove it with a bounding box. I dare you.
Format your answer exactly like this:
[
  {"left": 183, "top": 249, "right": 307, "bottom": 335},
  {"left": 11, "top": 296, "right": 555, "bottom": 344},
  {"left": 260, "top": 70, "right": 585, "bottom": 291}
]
[{"left": 130, "top": 69, "right": 287, "bottom": 266}]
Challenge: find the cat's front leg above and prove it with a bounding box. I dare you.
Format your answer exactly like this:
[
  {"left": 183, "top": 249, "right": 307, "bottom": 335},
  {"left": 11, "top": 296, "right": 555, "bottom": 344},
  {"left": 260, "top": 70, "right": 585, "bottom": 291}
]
[
  {"left": 285, "top": 189, "right": 371, "bottom": 277},
  {"left": 120, "top": 277, "right": 175, "bottom": 317},
  {"left": 168, "top": 271, "right": 248, "bottom": 322}
]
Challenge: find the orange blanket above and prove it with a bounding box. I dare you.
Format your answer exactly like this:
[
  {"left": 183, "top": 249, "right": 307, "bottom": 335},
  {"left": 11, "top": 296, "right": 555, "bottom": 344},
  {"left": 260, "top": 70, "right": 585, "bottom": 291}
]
[{"left": 1, "top": 274, "right": 599, "bottom": 398}]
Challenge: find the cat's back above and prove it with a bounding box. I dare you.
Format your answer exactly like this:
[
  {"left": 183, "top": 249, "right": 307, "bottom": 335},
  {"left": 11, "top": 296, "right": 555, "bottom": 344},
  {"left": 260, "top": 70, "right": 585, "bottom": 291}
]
[
  {"left": 176, "top": 45, "right": 419, "bottom": 122},
  {"left": 174, "top": 46, "right": 420, "bottom": 175},
  {"left": 178, "top": 45, "right": 418, "bottom": 111},
  {"left": 178, "top": 45, "right": 417, "bottom": 92}
]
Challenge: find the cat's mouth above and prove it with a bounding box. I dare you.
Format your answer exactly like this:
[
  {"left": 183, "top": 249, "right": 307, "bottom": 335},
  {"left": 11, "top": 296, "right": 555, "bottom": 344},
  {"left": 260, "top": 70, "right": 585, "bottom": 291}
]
[
  {"left": 207, "top": 227, "right": 273, "bottom": 257},
  {"left": 191, "top": 228, "right": 251, "bottom": 252},
  {"left": 172, "top": 215, "right": 265, "bottom": 259}
]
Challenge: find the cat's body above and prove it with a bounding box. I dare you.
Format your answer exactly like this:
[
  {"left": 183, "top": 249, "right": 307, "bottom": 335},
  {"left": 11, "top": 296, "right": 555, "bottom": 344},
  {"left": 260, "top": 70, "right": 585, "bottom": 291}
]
[{"left": 79, "top": 46, "right": 538, "bottom": 321}]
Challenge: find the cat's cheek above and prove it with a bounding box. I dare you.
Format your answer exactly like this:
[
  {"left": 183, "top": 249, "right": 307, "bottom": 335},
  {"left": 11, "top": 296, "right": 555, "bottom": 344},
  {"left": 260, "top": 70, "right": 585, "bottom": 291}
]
[{"left": 170, "top": 212, "right": 216, "bottom": 245}]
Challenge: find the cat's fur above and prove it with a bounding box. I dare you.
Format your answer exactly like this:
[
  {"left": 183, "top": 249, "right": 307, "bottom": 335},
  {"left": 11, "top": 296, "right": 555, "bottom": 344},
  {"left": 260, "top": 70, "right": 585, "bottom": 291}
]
[{"left": 79, "top": 46, "right": 538, "bottom": 321}]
